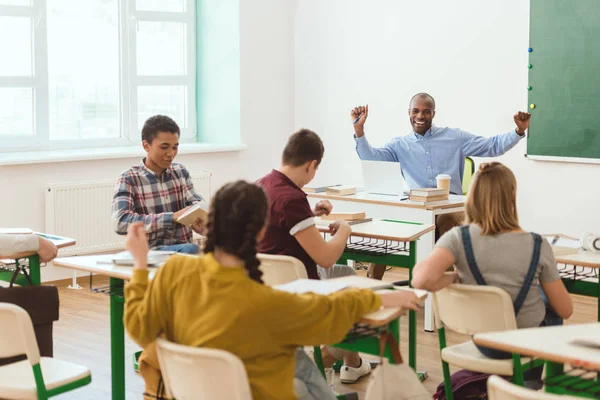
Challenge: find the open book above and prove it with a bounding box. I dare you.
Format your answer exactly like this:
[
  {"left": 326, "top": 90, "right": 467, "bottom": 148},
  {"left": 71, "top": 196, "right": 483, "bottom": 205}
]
[
  {"left": 109, "top": 250, "right": 175, "bottom": 267},
  {"left": 177, "top": 201, "right": 209, "bottom": 226},
  {"left": 274, "top": 276, "right": 394, "bottom": 295}
]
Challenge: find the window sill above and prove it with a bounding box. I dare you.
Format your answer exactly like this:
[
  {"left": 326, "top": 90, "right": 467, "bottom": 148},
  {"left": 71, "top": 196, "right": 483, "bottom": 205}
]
[{"left": 0, "top": 143, "right": 248, "bottom": 167}]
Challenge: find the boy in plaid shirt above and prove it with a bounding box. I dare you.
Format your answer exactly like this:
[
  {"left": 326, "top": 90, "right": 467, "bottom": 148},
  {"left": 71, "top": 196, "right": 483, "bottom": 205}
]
[{"left": 112, "top": 115, "right": 205, "bottom": 254}]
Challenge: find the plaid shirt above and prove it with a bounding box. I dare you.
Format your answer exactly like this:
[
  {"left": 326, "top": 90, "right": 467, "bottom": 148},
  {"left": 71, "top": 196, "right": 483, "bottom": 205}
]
[{"left": 112, "top": 160, "right": 203, "bottom": 248}]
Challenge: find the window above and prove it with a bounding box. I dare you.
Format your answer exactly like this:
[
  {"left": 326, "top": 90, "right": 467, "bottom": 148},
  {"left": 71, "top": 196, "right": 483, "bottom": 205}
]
[{"left": 0, "top": 0, "right": 196, "bottom": 152}]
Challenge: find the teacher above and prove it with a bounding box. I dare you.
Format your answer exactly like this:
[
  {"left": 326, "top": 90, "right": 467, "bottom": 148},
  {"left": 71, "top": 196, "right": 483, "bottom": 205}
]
[{"left": 352, "top": 93, "right": 530, "bottom": 278}]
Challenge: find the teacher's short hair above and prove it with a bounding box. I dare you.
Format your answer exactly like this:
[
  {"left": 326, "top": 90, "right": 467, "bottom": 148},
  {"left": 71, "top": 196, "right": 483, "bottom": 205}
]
[{"left": 282, "top": 129, "right": 324, "bottom": 167}]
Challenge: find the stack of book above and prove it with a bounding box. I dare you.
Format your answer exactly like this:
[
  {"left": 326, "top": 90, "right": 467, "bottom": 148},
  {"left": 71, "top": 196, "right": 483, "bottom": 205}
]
[{"left": 409, "top": 188, "right": 449, "bottom": 203}]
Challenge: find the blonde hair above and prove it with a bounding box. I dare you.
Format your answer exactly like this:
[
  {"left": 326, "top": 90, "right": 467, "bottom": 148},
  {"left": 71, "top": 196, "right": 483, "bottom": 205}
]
[{"left": 465, "top": 162, "right": 520, "bottom": 235}]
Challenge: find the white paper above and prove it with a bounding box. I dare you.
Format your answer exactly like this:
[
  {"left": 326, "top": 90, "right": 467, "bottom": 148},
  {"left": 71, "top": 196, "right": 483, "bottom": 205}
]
[
  {"left": 0, "top": 228, "right": 33, "bottom": 234},
  {"left": 274, "top": 279, "right": 349, "bottom": 295}
]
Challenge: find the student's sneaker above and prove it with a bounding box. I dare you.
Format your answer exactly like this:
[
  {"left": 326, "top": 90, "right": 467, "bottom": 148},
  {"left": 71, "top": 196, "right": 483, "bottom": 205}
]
[{"left": 339, "top": 358, "right": 372, "bottom": 383}]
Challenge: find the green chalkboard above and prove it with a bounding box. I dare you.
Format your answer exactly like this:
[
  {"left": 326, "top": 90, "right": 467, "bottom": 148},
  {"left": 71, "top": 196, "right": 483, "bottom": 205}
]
[{"left": 527, "top": 0, "right": 600, "bottom": 160}]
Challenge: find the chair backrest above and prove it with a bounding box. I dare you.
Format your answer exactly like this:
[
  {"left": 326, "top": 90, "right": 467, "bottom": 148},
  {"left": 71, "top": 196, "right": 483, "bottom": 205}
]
[
  {"left": 431, "top": 284, "right": 517, "bottom": 334},
  {"left": 258, "top": 254, "right": 308, "bottom": 285},
  {"left": 155, "top": 338, "right": 252, "bottom": 400},
  {"left": 462, "top": 156, "right": 475, "bottom": 195},
  {"left": 487, "top": 375, "right": 580, "bottom": 400},
  {"left": 0, "top": 303, "right": 40, "bottom": 365}
]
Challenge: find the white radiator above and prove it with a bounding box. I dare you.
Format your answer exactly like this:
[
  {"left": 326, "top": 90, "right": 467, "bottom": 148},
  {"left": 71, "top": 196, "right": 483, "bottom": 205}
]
[{"left": 45, "top": 171, "right": 212, "bottom": 257}]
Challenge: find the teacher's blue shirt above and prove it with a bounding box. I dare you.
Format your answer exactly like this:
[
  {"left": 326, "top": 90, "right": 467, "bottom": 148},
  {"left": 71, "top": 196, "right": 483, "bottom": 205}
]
[{"left": 355, "top": 126, "right": 524, "bottom": 195}]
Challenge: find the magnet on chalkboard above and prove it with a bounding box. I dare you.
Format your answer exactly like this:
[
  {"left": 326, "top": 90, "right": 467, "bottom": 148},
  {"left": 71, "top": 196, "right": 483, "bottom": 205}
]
[
  {"left": 527, "top": 86, "right": 532, "bottom": 90},
  {"left": 530, "top": 104, "right": 536, "bottom": 109},
  {"left": 528, "top": 48, "right": 533, "bottom": 52},
  {"left": 528, "top": 64, "right": 533, "bottom": 69}
]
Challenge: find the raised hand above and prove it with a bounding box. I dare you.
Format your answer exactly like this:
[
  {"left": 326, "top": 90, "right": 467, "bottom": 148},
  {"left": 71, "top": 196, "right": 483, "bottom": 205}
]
[
  {"left": 351, "top": 105, "right": 369, "bottom": 137},
  {"left": 513, "top": 111, "right": 531, "bottom": 135}
]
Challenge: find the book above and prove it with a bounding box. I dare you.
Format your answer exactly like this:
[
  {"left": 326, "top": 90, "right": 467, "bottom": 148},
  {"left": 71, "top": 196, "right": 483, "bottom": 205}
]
[
  {"left": 109, "top": 250, "right": 176, "bottom": 267},
  {"left": 408, "top": 194, "right": 449, "bottom": 203},
  {"left": 304, "top": 184, "right": 341, "bottom": 193},
  {"left": 409, "top": 188, "right": 448, "bottom": 197},
  {"left": 177, "top": 201, "right": 209, "bottom": 226},
  {"left": 325, "top": 185, "right": 357, "bottom": 196},
  {"left": 274, "top": 279, "right": 350, "bottom": 295},
  {"left": 321, "top": 212, "right": 366, "bottom": 221},
  {"left": 0, "top": 228, "right": 34, "bottom": 234}
]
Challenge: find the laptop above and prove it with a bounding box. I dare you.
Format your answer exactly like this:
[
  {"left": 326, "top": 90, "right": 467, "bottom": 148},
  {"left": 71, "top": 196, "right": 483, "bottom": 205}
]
[{"left": 361, "top": 160, "right": 407, "bottom": 196}]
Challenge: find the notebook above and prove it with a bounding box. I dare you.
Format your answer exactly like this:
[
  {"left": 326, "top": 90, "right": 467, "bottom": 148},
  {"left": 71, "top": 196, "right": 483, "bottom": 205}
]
[{"left": 108, "top": 250, "right": 176, "bottom": 267}]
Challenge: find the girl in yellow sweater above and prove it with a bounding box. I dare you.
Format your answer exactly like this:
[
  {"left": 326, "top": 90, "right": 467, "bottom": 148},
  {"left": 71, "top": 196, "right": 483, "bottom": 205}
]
[{"left": 124, "top": 180, "right": 420, "bottom": 400}]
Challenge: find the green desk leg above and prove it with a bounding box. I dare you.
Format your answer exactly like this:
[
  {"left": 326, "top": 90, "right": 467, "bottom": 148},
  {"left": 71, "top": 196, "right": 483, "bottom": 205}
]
[
  {"left": 28, "top": 255, "right": 41, "bottom": 286},
  {"left": 408, "top": 240, "right": 417, "bottom": 371},
  {"left": 110, "top": 277, "right": 126, "bottom": 400},
  {"left": 544, "top": 361, "right": 564, "bottom": 394}
]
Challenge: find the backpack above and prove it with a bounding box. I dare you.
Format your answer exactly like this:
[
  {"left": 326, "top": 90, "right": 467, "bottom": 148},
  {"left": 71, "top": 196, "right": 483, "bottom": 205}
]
[{"left": 434, "top": 226, "right": 543, "bottom": 400}]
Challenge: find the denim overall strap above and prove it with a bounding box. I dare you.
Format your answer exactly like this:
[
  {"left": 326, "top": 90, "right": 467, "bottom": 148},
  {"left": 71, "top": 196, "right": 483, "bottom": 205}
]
[
  {"left": 512, "top": 233, "right": 542, "bottom": 315},
  {"left": 460, "top": 226, "right": 487, "bottom": 286}
]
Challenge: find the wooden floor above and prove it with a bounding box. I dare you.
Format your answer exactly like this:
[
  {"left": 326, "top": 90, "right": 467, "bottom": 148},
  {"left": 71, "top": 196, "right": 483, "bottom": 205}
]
[{"left": 49, "top": 268, "right": 598, "bottom": 399}]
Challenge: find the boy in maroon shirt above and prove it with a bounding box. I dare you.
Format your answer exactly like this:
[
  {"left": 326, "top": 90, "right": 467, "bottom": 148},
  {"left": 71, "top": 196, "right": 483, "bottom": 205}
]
[{"left": 257, "top": 129, "right": 372, "bottom": 384}]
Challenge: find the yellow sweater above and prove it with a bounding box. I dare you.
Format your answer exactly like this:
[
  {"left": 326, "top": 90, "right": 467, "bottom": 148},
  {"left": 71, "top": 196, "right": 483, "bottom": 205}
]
[{"left": 124, "top": 253, "right": 381, "bottom": 400}]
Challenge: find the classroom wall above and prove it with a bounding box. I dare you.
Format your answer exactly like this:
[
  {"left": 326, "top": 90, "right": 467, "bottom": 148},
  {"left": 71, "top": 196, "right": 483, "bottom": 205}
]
[
  {"left": 294, "top": 0, "right": 600, "bottom": 237},
  {"left": 0, "top": 0, "right": 296, "bottom": 282}
]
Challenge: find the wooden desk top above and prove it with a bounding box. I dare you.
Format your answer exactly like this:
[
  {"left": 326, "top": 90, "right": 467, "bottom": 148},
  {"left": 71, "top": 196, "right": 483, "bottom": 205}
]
[
  {"left": 307, "top": 191, "right": 465, "bottom": 210},
  {"left": 473, "top": 323, "right": 600, "bottom": 371},
  {"left": 53, "top": 254, "right": 411, "bottom": 325},
  {"left": 0, "top": 233, "right": 76, "bottom": 260},
  {"left": 544, "top": 234, "right": 600, "bottom": 269},
  {"left": 315, "top": 218, "right": 435, "bottom": 242}
]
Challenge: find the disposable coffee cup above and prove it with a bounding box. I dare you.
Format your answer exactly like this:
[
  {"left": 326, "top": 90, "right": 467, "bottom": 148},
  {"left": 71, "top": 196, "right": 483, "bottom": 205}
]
[{"left": 436, "top": 174, "right": 451, "bottom": 194}]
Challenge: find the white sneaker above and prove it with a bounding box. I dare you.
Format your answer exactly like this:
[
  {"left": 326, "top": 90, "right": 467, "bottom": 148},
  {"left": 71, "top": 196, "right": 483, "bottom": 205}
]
[{"left": 339, "top": 358, "right": 372, "bottom": 383}]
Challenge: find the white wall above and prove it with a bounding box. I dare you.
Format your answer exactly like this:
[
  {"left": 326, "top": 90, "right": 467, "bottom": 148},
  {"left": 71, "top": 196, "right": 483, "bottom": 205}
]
[
  {"left": 0, "top": 0, "right": 296, "bottom": 282},
  {"left": 295, "top": 0, "right": 600, "bottom": 236}
]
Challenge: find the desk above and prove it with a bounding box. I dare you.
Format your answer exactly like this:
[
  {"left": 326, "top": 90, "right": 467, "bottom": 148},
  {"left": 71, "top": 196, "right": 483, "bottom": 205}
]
[
  {"left": 473, "top": 323, "right": 600, "bottom": 397},
  {"left": 308, "top": 191, "right": 465, "bottom": 332},
  {"left": 0, "top": 233, "right": 76, "bottom": 286},
  {"left": 54, "top": 255, "right": 417, "bottom": 400},
  {"left": 547, "top": 237, "right": 600, "bottom": 321},
  {"left": 315, "top": 218, "right": 433, "bottom": 373}
]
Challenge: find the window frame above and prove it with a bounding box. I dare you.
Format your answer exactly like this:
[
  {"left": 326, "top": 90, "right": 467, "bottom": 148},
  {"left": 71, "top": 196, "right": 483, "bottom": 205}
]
[{"left": 0, "top": 0, "right": 196, "bottom": 153}]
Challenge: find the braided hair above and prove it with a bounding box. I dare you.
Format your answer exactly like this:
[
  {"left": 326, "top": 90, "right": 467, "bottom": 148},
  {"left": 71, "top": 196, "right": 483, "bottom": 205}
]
[{"left": 203, "top": 180, "right": 268, "bottom": 283}]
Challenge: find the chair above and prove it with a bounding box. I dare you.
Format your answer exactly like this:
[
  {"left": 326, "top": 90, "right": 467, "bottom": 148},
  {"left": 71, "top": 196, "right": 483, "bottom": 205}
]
[
  {"left": 0, "top": 303, "right": 91, "bottom": 400},
  {"left": 258, "top": 253, "right": 308, "bottom": 285},
  {"left": 155, "top": 337, "right": 252, "bottom": 400},
  {"left": 487, "top": 375, "right": 580, "bottom": 399},
  {"left": 432, "top": 284, "right": 542, "bottom": 400},
  {"left": 0, "top": 286, "right": 59, "bottom": 367},
  {"left": 462, "top": 156, "right": 475, "bottom": 195}
]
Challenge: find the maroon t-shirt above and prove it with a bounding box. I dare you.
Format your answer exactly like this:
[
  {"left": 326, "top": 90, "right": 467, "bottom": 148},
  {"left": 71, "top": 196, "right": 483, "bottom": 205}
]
[{"left": 257, "top": 170, "right": 319, "bottom": 279}]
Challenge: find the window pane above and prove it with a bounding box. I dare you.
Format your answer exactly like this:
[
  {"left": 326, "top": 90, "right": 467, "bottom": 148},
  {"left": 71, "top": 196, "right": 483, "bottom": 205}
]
[
  {"left": 0, "top": 0, "right": 31, "bottom": 5},
  {"left": 137, "top": 21, "right": 186, "bottom": 76},
  {"left": 138, "top": 86, "right": 186, "bottom": 130},
  {"left": 0, "top": 17, "right": 32, "bottom": 76},
  {"left": 136, "top": 0, "right": 184, "bottom": 12},
  {"left": 0, "top": 88, "right": 34, "bottom": 136},
  {"left": 47, "top": 0, "right": 120, "bottom": 140}
]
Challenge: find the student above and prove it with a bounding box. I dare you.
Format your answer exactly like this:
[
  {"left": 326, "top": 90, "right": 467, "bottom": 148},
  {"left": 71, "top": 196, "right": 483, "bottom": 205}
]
[
  {"left": 124, "top": 180, "right": 421, "bottom": 400},
  {"left": 257, "top": 129, "right": 372, "bottom": 383},
  {"left": 411, "top": 162, "right": 572, "bottom": 382},
  {"left": 351, "top": 94, "right": 531, "bottom": 278},
  {"left": 112, "top": 115, "right": 205, "bottom": 254},
  {"left": 0, "top": 234, "right": 58, "bottom": 262}
]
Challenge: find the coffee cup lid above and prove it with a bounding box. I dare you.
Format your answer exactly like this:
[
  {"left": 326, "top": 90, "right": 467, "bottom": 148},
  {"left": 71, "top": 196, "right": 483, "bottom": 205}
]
[{"left": 436, "top": 174, "right": 451, "bottom": 179}]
